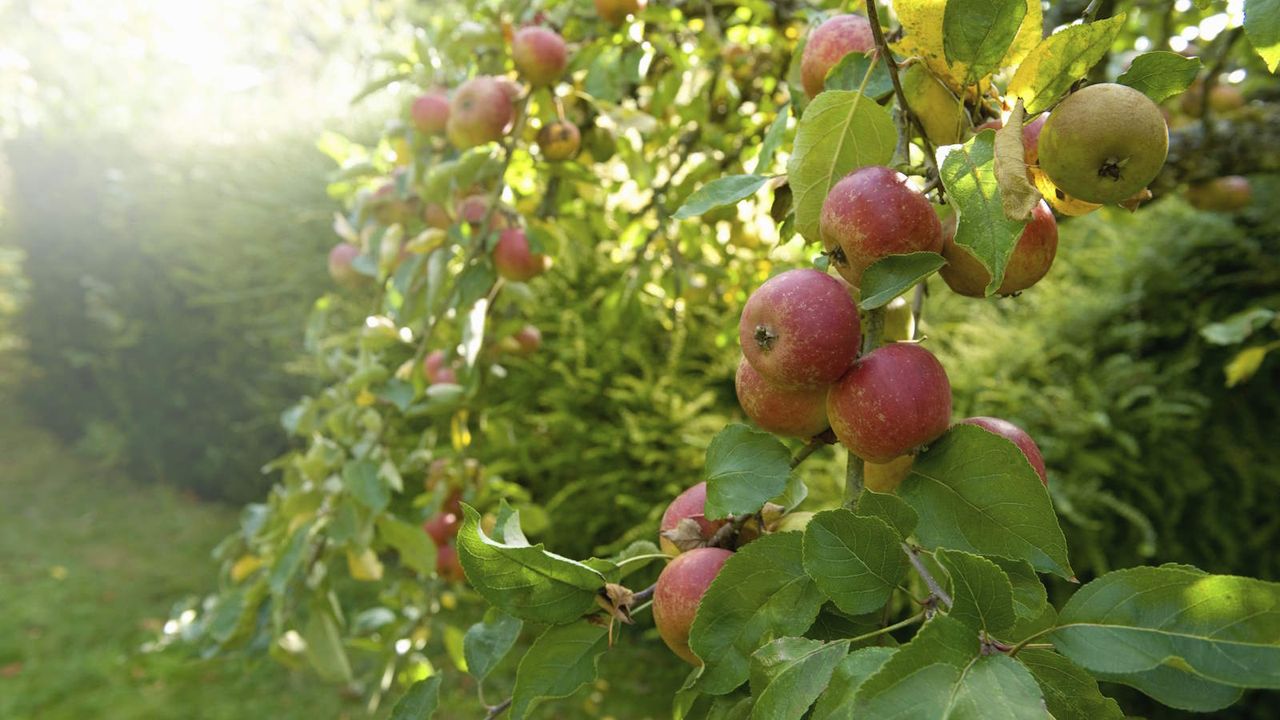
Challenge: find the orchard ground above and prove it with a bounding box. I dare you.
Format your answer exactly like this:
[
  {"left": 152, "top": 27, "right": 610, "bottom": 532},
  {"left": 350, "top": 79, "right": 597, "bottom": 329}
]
[{"left": 0, "top": 414, "right": 684, "bottom": 720}]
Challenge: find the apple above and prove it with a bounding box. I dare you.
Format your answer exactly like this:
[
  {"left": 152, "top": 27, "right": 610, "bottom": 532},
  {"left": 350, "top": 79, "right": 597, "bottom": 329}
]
[
  {"left": 537, "top": 121, "right": 581, "bottom": 161},
  {"left": 1038, "top": 83, "right": 1168, "bottom": 205},
  {"left": 436, "top": 544, "right": 465, "bottom": 582},
  {"left": 939, "top": 200, "right": 1058, "bottom": 297},
  {"left": 738, "top": 268, "right": 861, "bottom": 389},
  {"left": 512, "top": 26, "right": 568, "bottom": 87},
  {"left": 328, "top": 242, "right": 367, "bottom": 288},
  {"left": 493, "top": 228, "right": 549, "bottom": 282},
  {"left": 734, "top": 358, "right": 829, "bottom": 439},
  {"left": 775, "top": 511, "right": 815, "bottom": 533},
  {"left": 901, "top": 63, "right": 969, "bottom": 145},
  {"left": 456, "top": 194, "right": 491, "bottom": 227},
  {"left": 594, "top": 0, "right": 645, "bottom": 24},
  {"left": 411, "top": 90, "right": 450, "bottom": 136},
  {"left": 864, "top": 455, "right": 914, "bottom": 493},
  {"left": 423, "top": 511, "right": 461, "bottom": 545},
  {"left": 801, "top": 14, "right": 875, "bottom": 99},
  {"left": 652, "top": 547, "right": 733, "bottom": 664},
  {"left": 423, "top": 350, "right": 459, "bottom": 385},
  {"left": 446, "top": 76, "right": 514, "bottom": 148},
  {"left": 820, "top": 166, "right": 942, "bottom": 289},
  {"left": 512, "top": 325, "right": 541, "bottom": 354},
  {"left": 1185, "top": 175, "right": 1252, "bottom": 212},
  {"left": 659, "top": 481, "right": 729, "bottom": 555},
  {"left": 883, "top": 296, "right": 915, "bottom": 342},
  {"left": 827, "top": 342, "right": 952, "bottom": 463},
  {"left": 423, "top": 202, "right": 452, "bottom": 229},
  {"left": 958, "top": 416, "right": 1047, "bottom": 484}
]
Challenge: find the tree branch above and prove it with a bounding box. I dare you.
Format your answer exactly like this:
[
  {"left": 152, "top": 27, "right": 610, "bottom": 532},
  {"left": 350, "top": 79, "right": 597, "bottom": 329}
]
[
  {"left": 864, "top": 1, "right": 942, "bottom": 194},
  {"left": 902, "top": 543, "right": 953, "bottom": 609},
  {"left": 484, "top": 697, "right": 513, "bottom": 720}
]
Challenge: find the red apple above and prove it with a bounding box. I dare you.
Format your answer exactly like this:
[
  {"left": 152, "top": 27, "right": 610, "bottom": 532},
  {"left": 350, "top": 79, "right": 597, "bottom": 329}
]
[
  {"left": 537, "top": 121, "right": 581, "bottom": 161},
  {"left": 827, "top": 343, "right": 952, "bottom": 463},
  {"left": 594, "top": 0, "right": 645, "bottom": 24},
  {"left": 659, "top": 482, "right": 728, "bottom": 556},
  {"left": 653, "top": 547, "right": 733, "bottom": 664},
  {"left": 328, "top": 242, "right": 367, "bottom": 288},
  {"left": 423, "top": 350, "right": 460, "bottom": 385},
  {"left": 512, "top": 325, "right": 541, "bottom": 355},
  {"left": 455, "top": 194, "right": 491, "bottom": 227},
  {"left": 1021, "top": 112, "right": 1049, "bottom": 166},
  {"left": 423, "top": 511, "right": 461, "bottom": 545},
  {"left": 512, "top": 26, "right": 568, "bottom": 87},
  {"left": 958, "top": 417, "right": 1047, "bottom": 485},
  {"left": 411, "top": 90, "right": 450, "bottom": 136},
  {"left": 492, "top": 228, "right": 549, "bottom": 282},
  {"left": 738, "top": 268, "right": 861, "bottom": 389},
  {"left": 939, "top": 200, "right": 1058, "bottom": 297},
  {"left": 801, "top": 14, "right": 875, "bottom": 99},
  {"left": 436, "top": 544, "right": 465, "bottom": 582},
  {"left": 819, "top": 166, "right": 942, "bottom": 289},
  {"left": 734, "top": 358, "right": 829, "bottom": 439},
  {"left": 447, "top": 76, "right": 514, "bottom": 149}
]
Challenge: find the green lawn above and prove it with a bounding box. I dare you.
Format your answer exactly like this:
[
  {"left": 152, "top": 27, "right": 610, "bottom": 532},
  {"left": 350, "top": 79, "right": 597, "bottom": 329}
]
[{"left": 0, "top": 417, "right": 351, "bottom": 720}]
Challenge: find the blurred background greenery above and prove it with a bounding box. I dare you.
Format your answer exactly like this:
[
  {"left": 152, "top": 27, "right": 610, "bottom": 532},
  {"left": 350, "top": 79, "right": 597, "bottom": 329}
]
[{"left": 1, "top": 0, "right": 1277, "bottom": 718}]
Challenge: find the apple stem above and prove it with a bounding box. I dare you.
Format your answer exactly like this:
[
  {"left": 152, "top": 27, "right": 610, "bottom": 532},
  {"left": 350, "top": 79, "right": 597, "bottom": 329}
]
[
  {"left": 843, "top": 450, "right": 864, "bottom": 508},
  {"left": 484, "top": 697, "right": 513, "bottom": 720},
  {"left": 862, "top": 307, "right": 886, "bottom": 354}
]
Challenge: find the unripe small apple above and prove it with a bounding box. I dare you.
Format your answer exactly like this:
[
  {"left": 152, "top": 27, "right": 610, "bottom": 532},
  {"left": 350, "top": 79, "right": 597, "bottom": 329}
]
[
  {"left": 775, "top": 511, "right": 815, "bottom": 533},
  {"left": 423, "top": 511, "right": 461, "bottom": 545},
  {"left": 734, "top": 358, "right": 829, "bottom": 439},
  {"left": 447, "top": 76, "right": 514, "bottom": 149},
  {"left": 801, "top": 14, "right": 875, "bottom": 99},
  {"left": 512, "top": 325, "right": 541, "bottom": 354},
  {"left": 328, "top": 242, "right": 366, "bottom": 288},
  {"left": 1181, "top": 81, "right": 1245, "bottom": 117},
  {"left": 653, "top": 547, "right": 733, "bottom": 664},
  {"left": 411, "top": 90, "right": 450, "bottom": 135},
  {"left": 958, "top": 417, "right": 1047, "bottom": 484},
  {"left": 827, "top": 343, "right": 952, "bottom": 463},
  {"left": 738, "top": 269, "right": 861, "bottom": 389},
  {"left": 659, "top": 482, "right": 728, "bottom": 555},
  {"left": 436, "top": 544, "right": 465, "bottom": 582},
  {"left": 1185, "top": 175, "right": 1252, "bottom": 212},
  {"left": 864, "top": 455, "right": 914, "bottom": 493},
  {"left": 883, "top": 296, "right": 915, "bottom": 342},
  {"left": 512, "top": 26, "right": 568, "bottom": 87},
  {"left": 456, "top": 194, "right": 491, "bottom": 227},
  {"left": 901, "top": 63, "right": 969, "bottom": 145},
  {"left": 492, "top": 228, "right": 550, "bottom": 282},
  {"left": 594, "top": 0, "right": 645, "bottom": 25},
  {"left": 423, "top": 202, "right": 452, "bottom": 229},
  {"left": 537, "top": 121, "right": 581, "bottom": 161},
  {"left": 940, "top": 200, "right": 1058, "bottom": 297},
  {"left": 820, "top": 166, "right": 942, "bottom": 289}
]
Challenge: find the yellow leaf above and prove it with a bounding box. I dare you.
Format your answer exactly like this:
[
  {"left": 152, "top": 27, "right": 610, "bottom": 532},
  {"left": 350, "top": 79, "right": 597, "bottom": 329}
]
[
  {"left": 1007, "top": 14, "right": 1127, "bottom": 114},
  {"left": 230, "top": 555, "right": 263, "bottom": 583},
  {"left": 347, "top": 548, "right": 385, "bottom": 581},
  {"left": 450, "top": 409, "right": 472, "bottom": 451},
  {"left": 356, "top": 388, "right": 377, "bottom": 407},
  {"left": 895, "top": 0, "right": 1041, "bottom": 93},
  {"left": 993, "top": 101, "right": 1042, "bottom": 220},
  {"left": 1225, "top": 346, "right": 1272, "bottom": 388}
]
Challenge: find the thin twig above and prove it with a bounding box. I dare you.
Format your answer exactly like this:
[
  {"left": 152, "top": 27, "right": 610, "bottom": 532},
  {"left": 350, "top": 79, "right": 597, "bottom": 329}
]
[
  {"left": 864, "top": 1, "right": 942, "bottom": 196},
  {"left": 485, "top": 697, "right": 513, "bottom": 719},
  {"left": 632, "top": 583, "right": 656, "bottom": 604},
  {"left": 790, "top": 437, "right": 826, "bottom": 468},
  {"left": 902, "top": 543, "right": 953, "bottom": 609},
  {"left": 844, "top": 449, "right": 864, "bottom": 508}
]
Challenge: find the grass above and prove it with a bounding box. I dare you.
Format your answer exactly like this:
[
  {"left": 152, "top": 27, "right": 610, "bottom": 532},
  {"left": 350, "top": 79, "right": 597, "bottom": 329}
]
[
  {"left": 0, "top": 416, "right": 351, "bottom": 720},
  {"left": 0, "top": 415, "right": 689, "bottom": 719}
]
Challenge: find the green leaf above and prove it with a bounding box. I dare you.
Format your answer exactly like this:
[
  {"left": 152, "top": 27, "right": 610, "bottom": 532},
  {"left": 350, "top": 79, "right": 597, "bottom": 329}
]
[
  {"left": 674, "top": 176, "right": 770, "bottom": 221},
  {"left": 1052, "top": 566, "right": 1280, "bottom": 689},
  {"left": 510, "top": 622, "right": 609, "bottom": 720},
  {"left": 389, "top": 676, "right": 442, "bottom": 720},
  {"left": 859, "top": 253, "right": 946, "bottom": 309},
  {"left": 748, "top": 638, "right": 850, "bottom": 720},
  {"left": 351, "top": 72, "right": 411, "bottom": 104},
  {"left": 752, "top": 104, "right": 791, "bottom": 175},
  {"left": 376, "top": 515, "right": 434, "bottom": 576},
  {"left": 1008, "top": 14, "right": 1127, "bottom": 114},
  {"left": 849, "top": 614, "right": 979, "bottom": 715},
  {"left": 802, "top": 510, "right": 906, "bottom": 616},
  {"left": 823, "top": 52, "right": 893, "bottom": 99},
  {"left": 1245, "top": 0, "right": 1280, "bottom": 72},
  {"left": 806, "top": 606, "right": 882, "bottom": 643},
  {"left": 704, "top": 424, "right": 793, "bottom": 520},
  {"left": 939, "top": 132, "right": 1029, "bottom": 295},
  {"left": 937, "top": 549, "right": 1016, "bottom": 636},
  {"left": 991, "top": 558, "right": 1047, "bottom": 620},
  {"left": 787, "top": 90, "right": 897, "bottom": 244},
  {"left": 943, "top": 0, "right": 1028, "bottom": 83},
  {"left": 464, "top": 609, "right": 523, "bottom": 683},
  {"left": 1117, "top": 51, "right": 1203, "bottom": 104},
  {"left": 940, "top": 654, "right": 1049, "bottom": 719},
  {"left": 269, "top": 522, "right": 313, "bottom": 597},
  {"left": 689, "top": 532, "right": 826, "bottom": 694},
  {"left": 1092, "top": 663, "right": 1243, "bottom": 712},
  {"left": 455, "top": 505, "right": 605, "bottom": 624},
  {"left": 343, "top": 459, "right": 390, "bottom": 512},
  {"left": 1200, "top": 307, "right": 1276, "bottom": 346},
  {"left": 899, "top": 425, "right": 1074, "bottom": 578},
  {"left": 1018, "top": 650, "right": 1124, "bottom": 720},
  {"left": 855, "top": 490, "right": 918, "bottom": 540},
  {"left": 811, "top": 646, "right": 896, "bottom": 720},
  {"left": 303, "top": 608, "right": 353, "bottom": 683}
]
